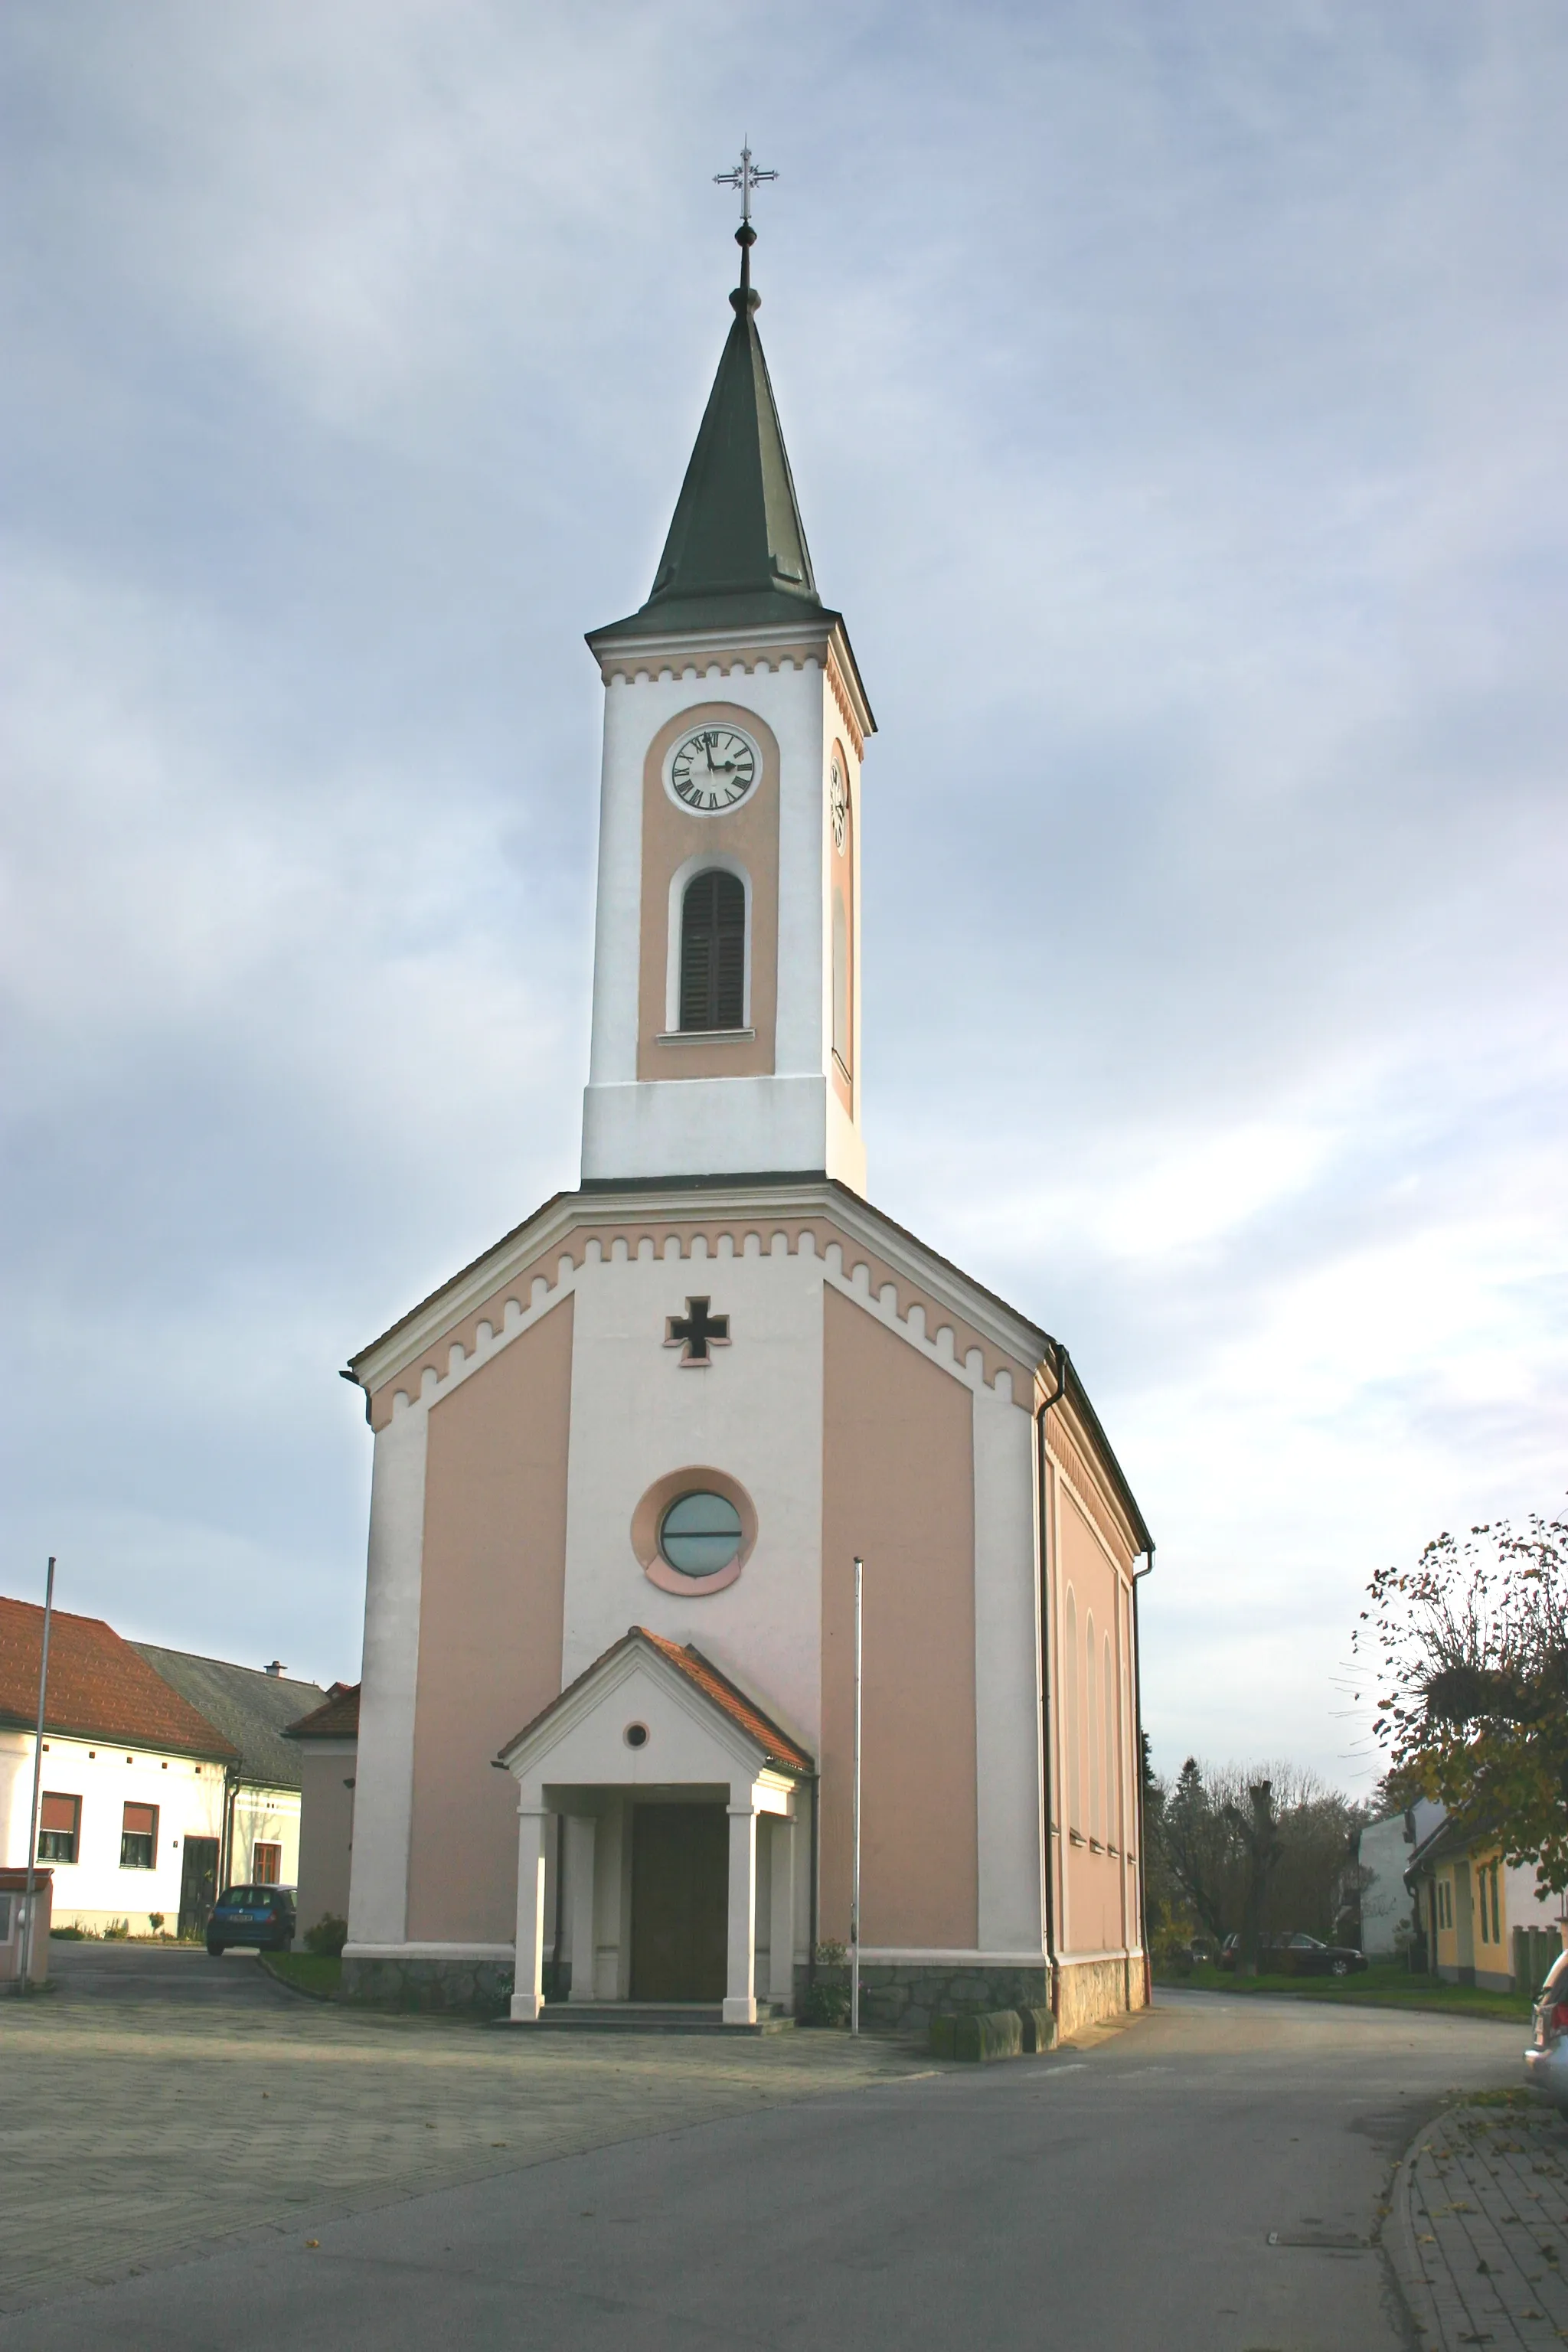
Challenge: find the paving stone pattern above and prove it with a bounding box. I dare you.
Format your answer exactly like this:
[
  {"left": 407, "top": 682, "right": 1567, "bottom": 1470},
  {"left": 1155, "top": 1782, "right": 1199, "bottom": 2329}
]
[
  {"left": 1396, "top": 2095, "right": 1568, "bottom": 2347},
  {"left": 0, "top": 1972, "right": 920, "bottom": 2316}
]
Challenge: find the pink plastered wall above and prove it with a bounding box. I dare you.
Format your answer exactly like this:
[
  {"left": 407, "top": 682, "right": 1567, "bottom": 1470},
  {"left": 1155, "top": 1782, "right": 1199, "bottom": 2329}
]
[
  {"left": 405, "top": 1295, "right": 574, "bottom": 1943},
  {"left": 820, "top": 1286, "right": 978, "bottom": 1952}
]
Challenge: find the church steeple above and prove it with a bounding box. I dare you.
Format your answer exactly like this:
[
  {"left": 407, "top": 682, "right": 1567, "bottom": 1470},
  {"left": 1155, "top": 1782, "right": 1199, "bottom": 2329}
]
[
  {"left": 581, "top": 178, "right": 873, "bottom": 1198},
  {"left": 595, "top": 219, "right": 828, "bottom": 642}
]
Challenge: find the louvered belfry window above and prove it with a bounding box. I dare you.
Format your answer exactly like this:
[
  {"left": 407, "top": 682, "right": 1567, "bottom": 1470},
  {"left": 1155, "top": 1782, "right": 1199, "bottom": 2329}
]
[{"left": 679, "top": 870, "right": 745, "bottom": 1031}]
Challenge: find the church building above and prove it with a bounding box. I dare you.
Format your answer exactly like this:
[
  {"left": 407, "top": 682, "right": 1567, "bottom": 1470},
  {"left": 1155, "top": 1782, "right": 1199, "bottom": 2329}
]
[{"left": 338, "top": 198, "right": 1154, "bottom": 2040}]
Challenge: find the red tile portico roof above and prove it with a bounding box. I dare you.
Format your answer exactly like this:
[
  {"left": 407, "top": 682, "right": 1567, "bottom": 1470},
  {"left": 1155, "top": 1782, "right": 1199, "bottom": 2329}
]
[
  {"left": 497, "top": 1628, "right": 813, "bottom": 1776},
  {"left": 283, "top": 1682, "right": 361, "bottom": 1740},
  {"left": 0, "top": 1597, "right": 237, "bottom": 1761},
  {"left": 637, "top": 1632, "right": 813, "bottom": 1772}
]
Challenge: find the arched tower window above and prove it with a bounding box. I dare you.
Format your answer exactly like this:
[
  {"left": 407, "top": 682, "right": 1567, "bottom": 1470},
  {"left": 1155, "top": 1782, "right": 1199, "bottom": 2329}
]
[{"left": 679, "top": 869, "right": 745, "bottom": 1032}]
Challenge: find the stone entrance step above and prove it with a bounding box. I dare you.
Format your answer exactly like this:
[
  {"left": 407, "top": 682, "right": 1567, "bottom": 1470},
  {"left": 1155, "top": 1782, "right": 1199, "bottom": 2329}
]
[{"left": 522, "top": 2002, "right": 795, "bottom": 2036}]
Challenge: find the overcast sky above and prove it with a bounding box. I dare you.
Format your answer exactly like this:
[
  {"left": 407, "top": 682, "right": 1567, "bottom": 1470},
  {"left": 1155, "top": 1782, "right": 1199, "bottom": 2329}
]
[{"left": 3, "top": 2, "right": 1564, "bottom": 1794}]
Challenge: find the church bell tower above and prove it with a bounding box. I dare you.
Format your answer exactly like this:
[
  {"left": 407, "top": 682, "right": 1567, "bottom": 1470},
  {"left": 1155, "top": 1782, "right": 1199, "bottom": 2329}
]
[{"left": 580, "top": 189, "right": 874, "bottom": 1197}]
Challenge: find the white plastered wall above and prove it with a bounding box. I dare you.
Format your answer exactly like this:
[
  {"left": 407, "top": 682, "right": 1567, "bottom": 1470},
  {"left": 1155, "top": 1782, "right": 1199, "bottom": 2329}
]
[
  {"left": 581, "top": 656, "right": 865, "bottom": 1193},
  {"left": 560, "top": 1230, "right": 825, "bottom": 1751},
  {"left": 0, "top": 1729, "right": 225, "bottom": 1929},
  {"left": 345, "top": 1400, "right": 428, "bottom": 1949},
  {"left": 972, "top": 1379, "right": 1046, "bottom": 1955},
  {"left": 232, "top": 1786, "right": 302, "bottom": 1886}
]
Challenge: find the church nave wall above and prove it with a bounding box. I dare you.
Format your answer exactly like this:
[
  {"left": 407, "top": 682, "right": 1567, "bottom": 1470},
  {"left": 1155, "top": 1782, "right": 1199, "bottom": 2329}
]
[
  {"left": 821, "top": 1285, "right": 979, "bottom": 1954},
  {"left": 404, "top": 1295, "right": 574, "bottom": 1945}
]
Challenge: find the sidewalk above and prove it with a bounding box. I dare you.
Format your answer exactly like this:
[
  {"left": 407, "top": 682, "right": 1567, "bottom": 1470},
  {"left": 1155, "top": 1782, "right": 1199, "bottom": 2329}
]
[{"left": 1393, "top": 2092, "right": 1568, "bottom": 2347}]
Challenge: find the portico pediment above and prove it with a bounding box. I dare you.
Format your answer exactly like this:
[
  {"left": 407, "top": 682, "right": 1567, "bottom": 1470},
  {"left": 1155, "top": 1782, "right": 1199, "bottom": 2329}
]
[{"left": 497, "top": 1626, "right": 812, "bottom": 1808}]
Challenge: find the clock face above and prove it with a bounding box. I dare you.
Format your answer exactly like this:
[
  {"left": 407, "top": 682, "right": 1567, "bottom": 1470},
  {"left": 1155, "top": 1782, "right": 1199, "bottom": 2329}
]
[
  {"left": 828, "top": 758, "right": 848, "bottom": 854},
  {"left": 668, "top": 725, "right": 760, "bottom": 813}
]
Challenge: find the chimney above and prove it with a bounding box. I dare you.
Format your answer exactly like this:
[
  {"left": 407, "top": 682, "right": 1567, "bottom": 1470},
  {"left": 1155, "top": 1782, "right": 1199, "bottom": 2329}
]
[{"left": 264, "top": 1661, "right": 285, "bottom": 1678}]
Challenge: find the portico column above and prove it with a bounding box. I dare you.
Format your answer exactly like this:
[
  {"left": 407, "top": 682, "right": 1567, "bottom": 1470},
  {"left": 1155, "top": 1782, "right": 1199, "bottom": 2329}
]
[
  {"left": 509, "top": 1805, "right": 549, "bottom": 2024},
  {"left": 724, "top": 1801, "right": 758, "bottom": 2027},
  {"left": 566, "top": 1814, "right": 599, "bottom": 2003},
  {"left": 768, "top": 1813, "right": 796, "bottom": 2011}
]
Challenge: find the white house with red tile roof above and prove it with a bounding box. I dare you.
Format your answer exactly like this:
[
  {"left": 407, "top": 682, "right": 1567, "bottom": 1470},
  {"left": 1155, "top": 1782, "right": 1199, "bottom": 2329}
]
[
  {"left": 335, "top": 225, "right": 1154, "bottom": 2037},
  {"left": 0, "top": 1597, "right": 235, "bottom": 1936}
]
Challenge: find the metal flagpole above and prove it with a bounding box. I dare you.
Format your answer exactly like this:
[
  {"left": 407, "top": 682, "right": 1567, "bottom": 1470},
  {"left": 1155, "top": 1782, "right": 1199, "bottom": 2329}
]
[
  {"left": 20, "top": 1557, "right": 55, "bottom": 1994},
  {"left": 851, "top": 1556, "right": 862, "bottom": 2037}
]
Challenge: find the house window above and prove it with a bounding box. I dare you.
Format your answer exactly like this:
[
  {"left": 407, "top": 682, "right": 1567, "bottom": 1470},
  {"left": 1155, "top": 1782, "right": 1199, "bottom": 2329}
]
[
  {"left": 38, "top": 1792, "right": 80, "bottom": 1864},
  {"left": 120, "top": 1803, "right": 158, "bottom": 1870},
  {"left": 0, "top": 1893, "right": 12, "bottom": 1941},
  {"left": 253, "top": 1843, "right": 282, "bottom": 1885},
  {"left": 679, "top": 870, "right": 745, "bottom": 1031},
  {"left": 1486, "top": 1862, "right": 1501, "bottom": 1945}
]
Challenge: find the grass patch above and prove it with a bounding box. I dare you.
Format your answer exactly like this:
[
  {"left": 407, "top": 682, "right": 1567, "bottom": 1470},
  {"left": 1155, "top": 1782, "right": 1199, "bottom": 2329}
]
[
  {"left": 260, "top": 1952, "right": 341, "bottom": 2001},
  {"left": 1155, "top": 1960, "right": 1532, "bottom": 2024}
]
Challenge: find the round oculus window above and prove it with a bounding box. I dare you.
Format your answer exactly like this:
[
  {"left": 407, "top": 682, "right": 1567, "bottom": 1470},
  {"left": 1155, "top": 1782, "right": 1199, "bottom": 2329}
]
[
  {"left": 624, "top": 1722, "right": 649, "bottom": 1749},
  {"left": 658, "top": 1491, "right": 743, "bottom": 1579}
]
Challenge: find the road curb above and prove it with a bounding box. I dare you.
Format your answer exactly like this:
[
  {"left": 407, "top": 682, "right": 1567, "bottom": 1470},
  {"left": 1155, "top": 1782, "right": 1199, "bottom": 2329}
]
[{"left": 256, "top": 1955, "right": 338, "bottom": 2004}]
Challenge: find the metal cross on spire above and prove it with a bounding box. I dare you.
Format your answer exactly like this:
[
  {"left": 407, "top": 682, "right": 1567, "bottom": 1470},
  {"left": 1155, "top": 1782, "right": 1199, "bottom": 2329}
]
[{"left": 714, "top": 143, "right": 776, "bottom": 226}]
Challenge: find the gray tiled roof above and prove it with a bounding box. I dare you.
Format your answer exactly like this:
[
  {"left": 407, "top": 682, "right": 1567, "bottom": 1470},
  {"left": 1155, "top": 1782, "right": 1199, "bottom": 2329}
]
[{"left": 131, "top": 1647, "right": 328, "bottom": 1791}]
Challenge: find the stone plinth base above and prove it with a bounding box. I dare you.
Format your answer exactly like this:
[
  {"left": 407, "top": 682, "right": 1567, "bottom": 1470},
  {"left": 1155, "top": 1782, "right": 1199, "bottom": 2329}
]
[
  {"left": 340, "top": 1955, "right": 514, "bottom": 2017},
  {"left": 802, "top": 1962, "right": 1050, "bottom": 2038},
  {"left": 1054, "top": 1953, "right": 1147, "bottom": 2040},
  {"left": 803, "top": 1954, "right": 1147, "bottom": 2041}
]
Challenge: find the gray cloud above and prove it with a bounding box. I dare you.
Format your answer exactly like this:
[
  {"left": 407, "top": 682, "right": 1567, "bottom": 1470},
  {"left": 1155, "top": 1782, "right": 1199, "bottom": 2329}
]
[{"left": 2, "top": 0, "right": 1564, "bottom": 1785}]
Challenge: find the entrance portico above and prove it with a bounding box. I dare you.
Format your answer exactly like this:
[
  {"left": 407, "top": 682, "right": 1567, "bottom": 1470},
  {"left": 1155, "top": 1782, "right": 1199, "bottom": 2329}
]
[{"left": 501, "top": 1628, "right": 812, "bottom": 2027}]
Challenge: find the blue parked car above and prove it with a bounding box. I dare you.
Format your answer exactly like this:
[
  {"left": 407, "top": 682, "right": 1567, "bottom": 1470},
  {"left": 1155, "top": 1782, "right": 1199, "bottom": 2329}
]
[{"left": 206, "top": 1884, "right": 296, "bottom": 1956}]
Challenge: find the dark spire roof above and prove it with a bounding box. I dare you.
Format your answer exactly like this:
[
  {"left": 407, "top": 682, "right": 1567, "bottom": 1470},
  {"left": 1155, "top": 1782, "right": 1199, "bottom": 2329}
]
[{"left": 592, "top": 225, "right": 833, "bottom": 642}]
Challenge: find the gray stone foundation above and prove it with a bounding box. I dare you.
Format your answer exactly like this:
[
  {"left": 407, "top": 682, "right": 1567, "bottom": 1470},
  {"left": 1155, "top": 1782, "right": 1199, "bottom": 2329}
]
[
  {"left": 799, "top": 1962, "right": 1050, "bottom": 2039},
  {"left": 1055, "top": 1953, "right": 1146, "bottom": 2039},
  {"left": 799, "top": 1954, "right": 1147, "bottom": 2041},
  {"left": 340, "top": 1955, "right": 516, "bottom": 2017}
]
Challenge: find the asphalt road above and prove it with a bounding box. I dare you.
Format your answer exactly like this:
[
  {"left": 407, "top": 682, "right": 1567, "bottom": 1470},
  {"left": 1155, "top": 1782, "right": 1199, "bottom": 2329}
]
[{"left": 1, "top": 1974, "right": 1526, "bottom": 2352}]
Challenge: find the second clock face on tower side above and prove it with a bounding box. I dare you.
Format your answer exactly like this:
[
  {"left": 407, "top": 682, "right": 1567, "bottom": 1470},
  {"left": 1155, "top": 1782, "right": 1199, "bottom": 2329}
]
[
  {"left": 828, "top": 757, "right": 848, "bottom": 854},
  {"left": 668, "top": 725, "right": 760, "bottom": 813}
]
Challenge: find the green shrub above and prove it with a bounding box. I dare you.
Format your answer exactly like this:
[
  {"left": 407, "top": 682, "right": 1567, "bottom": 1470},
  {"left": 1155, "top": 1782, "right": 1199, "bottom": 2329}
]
[
  {"left": 49, "top": 1925, "right": 86, "bottom": 1941},
  {"left": 305, "top": 1913, "right": 349, "bottom": 1958},
  {"left": 800, "top": 1981, "right": 849, "bottom": 2027},
  {"left": 103, "top": 1918, "right": 130, "bottom": 1941},
  {"left": 147, "top": 1913, "right": 165, "bottom": 1934}
]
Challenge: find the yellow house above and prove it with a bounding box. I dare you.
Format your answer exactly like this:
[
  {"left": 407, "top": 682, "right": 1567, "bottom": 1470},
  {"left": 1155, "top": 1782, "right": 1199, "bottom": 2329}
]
[{"left": 1407, "top": 1814, "right": 1566, "bottom": 1994}]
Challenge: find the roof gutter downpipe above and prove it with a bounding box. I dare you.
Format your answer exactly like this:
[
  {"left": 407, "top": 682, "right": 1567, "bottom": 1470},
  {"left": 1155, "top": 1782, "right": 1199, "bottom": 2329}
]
[
  {"left": 1036, "top": 1348, "right": 1068, "bottom": 2028},
  {"left": 1132, "top": 1543, "right": 1155, "bottom": 2007}
]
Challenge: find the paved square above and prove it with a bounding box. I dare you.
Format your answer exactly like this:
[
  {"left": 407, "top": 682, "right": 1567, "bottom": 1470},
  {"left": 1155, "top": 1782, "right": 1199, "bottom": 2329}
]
[{"left": 0, "top": 1947, "right": 920, "bottom": 2316}]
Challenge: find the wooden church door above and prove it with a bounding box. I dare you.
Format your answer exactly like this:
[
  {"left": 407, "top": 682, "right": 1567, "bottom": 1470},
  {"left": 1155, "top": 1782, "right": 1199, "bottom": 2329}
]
[{"left": 629, "top": 1805, "right": 727, "bottom": 2001}]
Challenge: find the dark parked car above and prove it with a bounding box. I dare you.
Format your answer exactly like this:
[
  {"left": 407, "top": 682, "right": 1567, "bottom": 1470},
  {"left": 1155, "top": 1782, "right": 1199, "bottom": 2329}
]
[
  {"left": 206, "top": 1885, "right": 296, "bottom": 1955},
  {"left": 1220, "top": 1931, "right": 1367, "bottom": 1977},
  {"left": 1524, "top": 1948, "right": 1568, "bottom": 2114}
]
